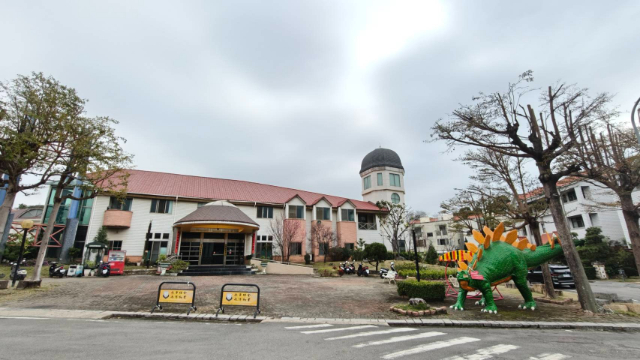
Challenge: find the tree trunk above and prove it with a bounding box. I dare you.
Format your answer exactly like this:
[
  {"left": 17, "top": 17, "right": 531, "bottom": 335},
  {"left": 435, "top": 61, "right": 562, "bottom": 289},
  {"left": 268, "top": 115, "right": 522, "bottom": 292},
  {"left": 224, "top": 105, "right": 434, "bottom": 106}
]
[
  {"left": 619, "top": 193, "right": 640, "bottom": 275},
  {"left": 0, "top": 186, "right": 17, "bottom": 255},
  {"left": 530, "top": 220, "right": 557, "bottom": 298},
  {"left": 31, "top": 199, "right": 62, "bottom": 281},
  {"left": 542, "top": 181, "right": 598, "bottom": 312}
]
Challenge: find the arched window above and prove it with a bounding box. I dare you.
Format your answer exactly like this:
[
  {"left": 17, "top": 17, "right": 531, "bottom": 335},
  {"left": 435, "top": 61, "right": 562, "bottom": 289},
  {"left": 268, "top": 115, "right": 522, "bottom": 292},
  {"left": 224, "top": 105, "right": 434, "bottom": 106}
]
[{"left": 391, "top": 193, "right": 400, "bottom": 204}]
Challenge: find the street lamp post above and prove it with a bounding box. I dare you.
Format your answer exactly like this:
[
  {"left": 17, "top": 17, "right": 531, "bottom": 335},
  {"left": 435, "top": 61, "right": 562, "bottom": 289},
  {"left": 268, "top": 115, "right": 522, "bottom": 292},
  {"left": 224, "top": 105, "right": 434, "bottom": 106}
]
[
  {"left": 12, "top": 219, "right": 34, "bottom": 287},
  {"left": 632, "top": 97, "right": 640, "bottom": 145},
  {"left": 411, "top": 228, "right": 420, "bottom": 282}
]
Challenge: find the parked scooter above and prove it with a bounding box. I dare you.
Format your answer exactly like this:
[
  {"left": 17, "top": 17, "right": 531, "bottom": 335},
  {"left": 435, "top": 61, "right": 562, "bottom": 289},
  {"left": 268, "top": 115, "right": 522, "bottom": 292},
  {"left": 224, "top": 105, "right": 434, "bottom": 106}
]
[
  {"left": 49, "top": 262, "right": 66, "bottom": 278},
  {"left": 357, "top": 263, "right": 370, "bottom": 277},
  {"left": 97, "top": 261, "right": 111, "bottom": 277},
  {"left": 10, "top": 262, "right": 27, "bottom": 281},
  {"left": 379, "top": 261, "right": 396, "bottom": 279}
]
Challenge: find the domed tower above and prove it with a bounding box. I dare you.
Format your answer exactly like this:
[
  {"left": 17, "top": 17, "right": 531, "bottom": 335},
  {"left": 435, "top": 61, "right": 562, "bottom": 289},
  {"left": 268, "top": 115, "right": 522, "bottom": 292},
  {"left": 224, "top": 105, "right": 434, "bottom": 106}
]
[{"left": 360, "top": 148, "right": 405, "bottom": 205}]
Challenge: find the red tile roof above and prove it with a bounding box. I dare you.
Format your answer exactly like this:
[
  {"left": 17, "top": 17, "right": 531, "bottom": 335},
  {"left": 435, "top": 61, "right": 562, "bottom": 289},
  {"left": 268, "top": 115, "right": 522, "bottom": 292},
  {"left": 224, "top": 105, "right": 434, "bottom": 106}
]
[
  {"left": 121, "top": 169, "right": 381, "bottom": 211},
  {"left": 519, "top": 176, "right": 581, "bottom": 200}
]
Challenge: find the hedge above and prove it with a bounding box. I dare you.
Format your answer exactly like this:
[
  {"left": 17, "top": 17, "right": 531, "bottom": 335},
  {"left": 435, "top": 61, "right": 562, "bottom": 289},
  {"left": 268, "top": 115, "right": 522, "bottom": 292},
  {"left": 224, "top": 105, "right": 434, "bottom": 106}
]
[
  {"left": 584, "top": 266, "right": 596, "bottom": 280},
  {"left": 398, "top": 268, "right": 457, "bottom": 280},
  {"left": 397, "top": 279, "right": 445, "bottom": 301}
]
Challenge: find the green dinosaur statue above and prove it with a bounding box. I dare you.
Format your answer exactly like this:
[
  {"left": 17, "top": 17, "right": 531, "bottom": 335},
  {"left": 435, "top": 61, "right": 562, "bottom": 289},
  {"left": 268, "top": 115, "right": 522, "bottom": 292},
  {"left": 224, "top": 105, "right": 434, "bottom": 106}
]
[{"left": 450, "top": 222, "right": 566, "bottom": 314}]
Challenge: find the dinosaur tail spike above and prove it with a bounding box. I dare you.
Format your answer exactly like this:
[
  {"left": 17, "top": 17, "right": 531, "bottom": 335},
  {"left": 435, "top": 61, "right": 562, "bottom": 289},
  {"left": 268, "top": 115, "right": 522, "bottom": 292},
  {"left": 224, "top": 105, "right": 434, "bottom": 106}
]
[
  {"left": 483, "top": 234, "right": 491, "bottom": 249},
  {"left": 477, "top": 248, "right": 483, "bottom": 260},
  {"left": 465, "top": 242, "right": 478, "bottom": 254},
  {"left": 458, "top": 261, "right": 468, "bottom": 270},
  {"left": 492, "top": 222, "right": 504, "bottom": 242},
  {"left": 517, "top": 239, "right": 529, "bottom": 250},
  {"left": 472, "top": 230, "right": 485, "bottom": 244},
  {"left": 504, "top": 229, "right": 518, "bottom": 244},
  {"left": 527, "top": 243, "right": 537, "bottom": 251},
  {"left": 483, "top": 226, "right": 493, "bottom": 240}
]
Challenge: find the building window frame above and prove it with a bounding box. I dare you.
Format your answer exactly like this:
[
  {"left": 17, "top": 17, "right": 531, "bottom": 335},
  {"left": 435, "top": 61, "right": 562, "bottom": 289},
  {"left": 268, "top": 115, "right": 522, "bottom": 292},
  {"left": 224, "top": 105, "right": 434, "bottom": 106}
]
[
  {"left": 109, "top": 240, "right": 123, "bottom": 251},
  {"left": 377, "top": 173, "right": 383, "bottom": 186},
  {"left": 562, "top": 189, "right": 578, "bottom": 203},
  {"left": 341, "top": 209, "right": 355, "bottom": 222},
  {"left": 391, "top": 193, "right": 400, "bottom": 204},
  {"left": 290, "top": 242, "right": 302, "bottom": 256},
  {"left": 568, "top": 215, "right": 585, "bottom": 229},
  {"left": 150, "top": 199, "right": 173, "bottom": 214},
  {"left": 257, "top": 206, "right": 274, "bottom": 219},
  {"left": 316, "top": 207, "right": 330, "bottom": 221},
  {"left": 288, "top": 205, "right": 304, "bottom": 219},
  {"left": 389, "top": 173, "right": 401, "bottom": 187},
  {"left": 363, "top": 175, "right": 371, "bottom": 190},
  {"left": 109, "top": 196, "right": 132, "bottom": 211}
]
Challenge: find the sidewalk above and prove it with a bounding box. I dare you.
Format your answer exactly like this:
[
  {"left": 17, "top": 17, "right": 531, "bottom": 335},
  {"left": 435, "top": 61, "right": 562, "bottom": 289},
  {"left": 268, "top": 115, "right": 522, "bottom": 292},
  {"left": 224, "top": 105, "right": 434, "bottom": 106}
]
[{"left": 2, "top": 307, "right": 639, "bottom": 332}]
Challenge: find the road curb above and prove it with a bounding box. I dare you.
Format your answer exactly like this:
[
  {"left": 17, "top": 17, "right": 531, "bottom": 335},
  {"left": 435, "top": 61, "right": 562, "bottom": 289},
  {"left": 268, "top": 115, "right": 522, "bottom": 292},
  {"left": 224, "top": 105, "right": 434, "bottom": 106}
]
[{"left": 105, "top": 311, "right": 267, "bottom": 323}]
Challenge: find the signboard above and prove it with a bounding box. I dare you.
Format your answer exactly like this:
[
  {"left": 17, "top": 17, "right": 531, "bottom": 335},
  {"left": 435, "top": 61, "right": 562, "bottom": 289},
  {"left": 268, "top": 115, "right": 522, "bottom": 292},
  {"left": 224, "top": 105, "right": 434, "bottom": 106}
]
[
  {"left": 222, "top": 291, "right": 258, "bottom": 306},
  {"left": 151, "top": 282, "right": 197, "bottom": 315},
  {"left": 159, "top": 289, "right": 194, "bottom": 304},
  {"left": 216, "top": 283, "right": 261, "bottom": 318}
]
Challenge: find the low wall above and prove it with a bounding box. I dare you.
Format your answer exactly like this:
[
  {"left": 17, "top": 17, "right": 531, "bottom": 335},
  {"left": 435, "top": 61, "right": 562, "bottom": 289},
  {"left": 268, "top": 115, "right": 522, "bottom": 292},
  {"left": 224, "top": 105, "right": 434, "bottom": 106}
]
[{"left": 251, "top": 259, "right": 314, "bottom": 275}]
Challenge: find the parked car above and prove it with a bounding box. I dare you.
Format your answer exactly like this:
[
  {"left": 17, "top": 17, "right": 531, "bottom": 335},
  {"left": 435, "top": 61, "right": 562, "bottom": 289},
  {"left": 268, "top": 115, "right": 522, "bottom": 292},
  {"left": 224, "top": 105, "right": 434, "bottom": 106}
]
[{"left": 527, "top": 265, "right": 575, "bottom": 288}]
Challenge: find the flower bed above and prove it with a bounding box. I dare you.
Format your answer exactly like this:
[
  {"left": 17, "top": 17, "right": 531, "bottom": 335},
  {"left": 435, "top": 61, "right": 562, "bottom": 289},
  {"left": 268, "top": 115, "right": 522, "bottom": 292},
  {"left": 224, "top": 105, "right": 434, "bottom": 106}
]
[{"left": 397, "top": 279, "right": 445, "bottom": 301}]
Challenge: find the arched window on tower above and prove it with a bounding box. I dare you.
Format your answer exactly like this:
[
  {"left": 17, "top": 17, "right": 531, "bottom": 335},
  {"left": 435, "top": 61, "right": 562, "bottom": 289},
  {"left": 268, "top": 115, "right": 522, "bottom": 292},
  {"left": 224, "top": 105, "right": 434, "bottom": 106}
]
[{"left": 391, "top": 193, "right": 400, "bottom": 204}]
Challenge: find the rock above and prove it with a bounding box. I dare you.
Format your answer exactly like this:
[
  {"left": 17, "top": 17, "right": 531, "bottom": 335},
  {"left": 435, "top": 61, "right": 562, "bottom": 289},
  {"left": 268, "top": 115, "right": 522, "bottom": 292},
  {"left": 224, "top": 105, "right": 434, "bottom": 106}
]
[
  {"left": 626, "top": 303, "right": 640, "bottom": 314},
  {"left": 430, "top": 309, "right": 436, "bottom": 315},
  {"left": 16, "top": 280, "right": 41, "bottom": 289},
  {"left": 605, "top": 304, "right": 629, "bottom": 312},
  {"left": 398, "top": 309, "right": 406, "bottom": 315},
  {"left": 390, "top": 306, "right": 396, "bottom": 311},
  {"left": 0, "top": 280, "right": 9, "bottom": 290},
  {"left": 594, "top": 292, "right": 618, "bottom": 301},
  {"left": 583, "top": 310, "right": 595, "bottom": 316},
  {"left": 409, "top": 298, "right": 427, "bottom": 305},
  {"left": 418, "top": 311, "right": 425, "bottom": 316}
]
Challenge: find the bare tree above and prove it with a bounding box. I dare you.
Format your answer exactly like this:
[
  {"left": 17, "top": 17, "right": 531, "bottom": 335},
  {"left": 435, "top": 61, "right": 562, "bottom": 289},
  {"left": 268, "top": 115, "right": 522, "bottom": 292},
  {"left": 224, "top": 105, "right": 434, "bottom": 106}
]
[
  {"left": 376, "top": 200, "right": 411, "bottom": 254},
  {"left": 441, "top": 185, "right": 506, "bottom": 234},
  {"left": 431, "top": 71, "right": 612, "bottom": 311},
  {"left": 573, "top": 124, "right": 640, "bottom": 273},
  {"left": 462, "top": 148, "right": 556, "bottom": 298},
  {"left": 269, "top": 213, "right": 302, "bottom": 263},
  {"left": 309, "top": 221, "right": 334, "bottom": 263}
]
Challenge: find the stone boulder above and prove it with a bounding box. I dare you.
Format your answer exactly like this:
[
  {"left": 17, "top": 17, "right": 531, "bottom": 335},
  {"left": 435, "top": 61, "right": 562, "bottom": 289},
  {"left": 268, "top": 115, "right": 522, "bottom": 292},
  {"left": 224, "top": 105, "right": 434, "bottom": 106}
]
[{"left": 409, "top": 298, "right": 426, "bottom": 305}]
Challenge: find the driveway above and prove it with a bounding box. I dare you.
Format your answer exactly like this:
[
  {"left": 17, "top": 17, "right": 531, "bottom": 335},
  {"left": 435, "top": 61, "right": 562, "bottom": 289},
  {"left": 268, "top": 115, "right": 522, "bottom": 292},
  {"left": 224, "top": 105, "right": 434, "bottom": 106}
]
[{"left": 565, "top": 280, "right": 640, "bottom": 303}]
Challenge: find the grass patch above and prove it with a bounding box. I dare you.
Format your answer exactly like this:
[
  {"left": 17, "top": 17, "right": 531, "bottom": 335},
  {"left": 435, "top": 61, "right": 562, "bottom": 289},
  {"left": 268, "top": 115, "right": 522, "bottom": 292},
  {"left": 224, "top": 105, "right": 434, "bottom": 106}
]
[
  {"left": 0, "top": 264, "right": 49, "bottom": 279},
  {"left": 394, "top": 303, "right": 430, "bottom": 311}
]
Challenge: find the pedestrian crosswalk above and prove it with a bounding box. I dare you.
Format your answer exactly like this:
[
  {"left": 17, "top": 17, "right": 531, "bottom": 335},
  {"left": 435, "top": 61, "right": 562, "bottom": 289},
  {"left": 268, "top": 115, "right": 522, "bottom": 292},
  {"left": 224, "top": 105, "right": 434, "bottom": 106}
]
[{"left": 285, "top": 324, "right": 572, "bottom": 359}]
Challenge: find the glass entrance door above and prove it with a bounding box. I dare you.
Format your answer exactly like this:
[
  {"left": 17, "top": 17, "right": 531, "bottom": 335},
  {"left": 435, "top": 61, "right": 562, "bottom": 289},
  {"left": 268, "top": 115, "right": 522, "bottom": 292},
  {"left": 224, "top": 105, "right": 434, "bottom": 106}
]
[{"left": 201, "top": 242, "right": 224, "bottom": 265}]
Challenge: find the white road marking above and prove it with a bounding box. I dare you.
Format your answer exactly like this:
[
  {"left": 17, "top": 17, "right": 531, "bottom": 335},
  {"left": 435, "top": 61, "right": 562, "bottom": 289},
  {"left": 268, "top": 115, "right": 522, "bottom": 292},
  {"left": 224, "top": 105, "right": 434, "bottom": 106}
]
[
  {"left": 301, "top": 325, "right": 376, "bottom": 334},
  {"left": 381, "top": 337, "right": 480, "bottom": 359},
  {"left": 442, "top": 344, "right": 520, "bottom": 360},
  {"left": 325, "top": 328, "right": 416, "bottom": 340},
  {"left": 530, "top": 354, "right": 571, "bottom": 360},
  {"left": 0, "top": 316, "right": 49, "bottom": 320},
  {"left": 285, "top": 324, "right": 333, "bottom": 330},
  {"left": 353, "top": 331, "right": 446, "bottom": 348}
]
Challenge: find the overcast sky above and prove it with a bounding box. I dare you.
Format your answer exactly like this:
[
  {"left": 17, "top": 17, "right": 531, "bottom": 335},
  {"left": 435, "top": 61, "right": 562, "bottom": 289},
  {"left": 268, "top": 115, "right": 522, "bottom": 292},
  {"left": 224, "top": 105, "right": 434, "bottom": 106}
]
[{"left": 2, "top": 1, "right": 640, "bottom": 214}]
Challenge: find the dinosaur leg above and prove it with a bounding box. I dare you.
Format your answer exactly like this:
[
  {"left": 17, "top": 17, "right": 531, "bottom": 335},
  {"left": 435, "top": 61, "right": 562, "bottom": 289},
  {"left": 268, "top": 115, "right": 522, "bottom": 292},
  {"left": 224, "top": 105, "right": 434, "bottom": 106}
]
[
  {"left": 513, "top": 275, "right": 537, "bottom": 310},
  {"left": 478, "top": 281, "right": 498, "bottom": 314},
  {"left": 450, "top": 289, "right": 467, "bottom": 311},
  {"left": 475, "top": 295, "right": 486, "bottom": 307}
]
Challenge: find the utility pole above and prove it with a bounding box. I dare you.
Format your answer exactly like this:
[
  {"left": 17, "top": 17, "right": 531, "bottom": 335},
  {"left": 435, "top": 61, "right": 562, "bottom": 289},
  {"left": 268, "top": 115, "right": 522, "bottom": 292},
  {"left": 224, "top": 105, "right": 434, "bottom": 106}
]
[
  {"left": 144, "top": 220, "right": 152, "bottom": 268},
  {"left": 412, "top": 228, "right": 420, "bottom": 282}
]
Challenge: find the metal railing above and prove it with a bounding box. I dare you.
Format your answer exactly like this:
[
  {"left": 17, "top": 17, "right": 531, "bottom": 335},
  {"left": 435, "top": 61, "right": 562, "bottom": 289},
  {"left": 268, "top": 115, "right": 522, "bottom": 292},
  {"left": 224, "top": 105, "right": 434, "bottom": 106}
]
[{"left": 358, "top": 222, "right": 377, "bottom": 230}]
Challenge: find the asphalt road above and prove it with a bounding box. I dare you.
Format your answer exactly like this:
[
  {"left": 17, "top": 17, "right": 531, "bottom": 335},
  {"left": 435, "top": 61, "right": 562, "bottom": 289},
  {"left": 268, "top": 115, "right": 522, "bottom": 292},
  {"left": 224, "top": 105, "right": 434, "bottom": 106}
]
[
  {"left": 0, "top": 317, "right": 638, "bottom": 360},
  {"left": 565, "top": 280, "right": 640, "bottom": 303}
]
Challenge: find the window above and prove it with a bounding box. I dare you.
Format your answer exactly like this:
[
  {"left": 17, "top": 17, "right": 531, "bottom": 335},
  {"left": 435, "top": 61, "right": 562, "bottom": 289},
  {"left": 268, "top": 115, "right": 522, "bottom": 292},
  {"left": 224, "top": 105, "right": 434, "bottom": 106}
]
[
  {"left": 109, "top": 197, "right": 132, "bottom": 211},
  {"left": 377, "top": 173, "right": 383, "bottom": 186},
  {"left": 162, "top": 233, "right": 170, "bottom": 239},
  {"left": 438, "top": 225, "right": 448, "bottom": 236},
  {"left": 316, "top": 207, "right": 330, "bottom": 220},
  {"left": 154, "top": 233, "right": 161, "bottom": 239},
  {"left": 437, "top": 239, "right": 448, "bottom": 246},
  {"left": 522, "top": 227, "right": 528, "bottom": 235},
  {"left": 150, "top": 199, "right": 172, "bottom": 214},
  {"left": 589, "top": 213, "right": 600, "bottom": 227},
  {"left": 341, "top": 209, "right": 355, "bottom": 222},
  {"left": 561, "top": 189, "right": 578, "bottom": 203},
  {"left": 581, "top": 186, "right": 592, "bottom": 200},
  {"left": 358, "top": 213, "right": 377, "bottom": 230},
  {"left": 398, "top": 240, "right": 406, "bottom": 252},
  {"left": 21, "top": 209, "right": 43, "bottom": 218},
  {"left": 109, "top": 240, "right": 123, "bottom": 250},
  {"left": 345, "top": 243, "right": 355, "bottom": 251},
  {"left": 568, "top": 215, "right": 585, "bottom": 229},
  {"left": 426, "top": 232, "right": 433, "bottom": 237},
  {"left": 389, "top": 173, "right": 401, "bottom": 187},
  {"left": 391, "top": 193, "right": 400, "bottom": 204},
  {"left": 257, "top": 206, "right": 274, "bottom": 219},
  {"left": 288, "top": 205, "right": 304, "bottom": 219},
  {"left": 363, "top": 175, "right": 371, "bottom": 190},
  {"left": 290, "top": 242, "right": 302, "bottom": 256}
]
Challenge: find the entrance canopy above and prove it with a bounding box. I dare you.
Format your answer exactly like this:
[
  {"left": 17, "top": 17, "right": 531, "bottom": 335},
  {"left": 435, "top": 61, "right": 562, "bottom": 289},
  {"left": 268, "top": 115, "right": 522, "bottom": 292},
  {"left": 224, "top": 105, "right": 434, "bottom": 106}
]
[{"left": 174, "top": 201, "right": 259, "bottom": 233}]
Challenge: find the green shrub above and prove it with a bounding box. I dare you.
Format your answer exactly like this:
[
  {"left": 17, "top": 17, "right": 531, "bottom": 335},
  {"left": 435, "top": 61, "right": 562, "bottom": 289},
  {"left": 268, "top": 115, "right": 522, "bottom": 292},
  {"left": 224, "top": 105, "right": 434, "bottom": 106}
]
[
  {"left": 68, "top": 248, "right": 82, "bottom": 263},
  {"left": 387, "top": 251, "right": 395, "bottom": 260},
  {"left": 425, "top": 244, "right": 438, "bottom": 265},
  {"left": 623, "top": 267, "right": 638, "bottom": 277},
  {"left": 168, "top": 259, "right": 189, "bottom": 273},
  {"left": 584, "top": 266, "right": 596, "bottom": 280},
  {"left": 364, "top": 243, "right": 388, "bottom": 271},
  {"left": 328, "top": 247, "right": 351, "bottom": 262},
  {"left": 398, "top": 268, "right": 456, "bottom": 280},
  {"left": 397, "top": 279, "right": 445, "bottom": 301}
]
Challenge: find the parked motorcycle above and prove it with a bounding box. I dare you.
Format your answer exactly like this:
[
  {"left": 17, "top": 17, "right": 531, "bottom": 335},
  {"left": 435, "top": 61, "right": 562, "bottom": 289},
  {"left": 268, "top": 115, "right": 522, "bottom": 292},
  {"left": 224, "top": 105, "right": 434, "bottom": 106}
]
[
  {"left": 379, "top": 262, "right": 396, "bottom": 279},
  {"left": 97, "top": 262, "right": 111, "bottom": 277},
  {"left": 357, "top": 263, "right": 370, "bottom": 277},
  {"left": 10, "top": 262, "right": 27, "bottom": 281},
  {"left": 49, "top": 262, "right": 66, "bottom": 278}
]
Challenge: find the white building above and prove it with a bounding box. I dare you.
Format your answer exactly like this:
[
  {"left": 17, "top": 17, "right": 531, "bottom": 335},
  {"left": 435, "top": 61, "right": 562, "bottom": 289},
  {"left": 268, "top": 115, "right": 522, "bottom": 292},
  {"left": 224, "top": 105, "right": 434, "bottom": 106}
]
[
  {"left": 412, "top": 214, "right": 479, "bottom": 254},
  {"left": 518, "top": 177, "right": 639, "bottom": 246},
  {"left": 37, "top": 148, "right": 407, "bottom": 267}
]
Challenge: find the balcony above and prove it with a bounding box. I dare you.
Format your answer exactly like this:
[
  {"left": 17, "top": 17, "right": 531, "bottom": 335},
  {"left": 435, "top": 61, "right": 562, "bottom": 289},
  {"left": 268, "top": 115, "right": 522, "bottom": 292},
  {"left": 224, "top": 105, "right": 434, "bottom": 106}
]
[
  {"left": 103, "top": 209, "right": 132, "bottom": 228},
  {"left": 358, "top": 222, "right": 377, "bottom": 231}
]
